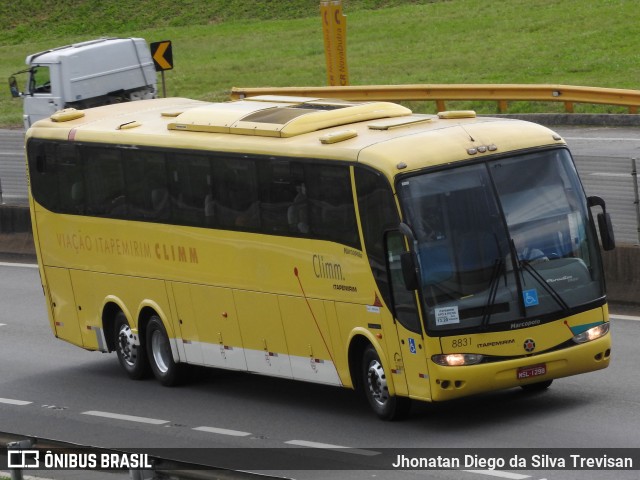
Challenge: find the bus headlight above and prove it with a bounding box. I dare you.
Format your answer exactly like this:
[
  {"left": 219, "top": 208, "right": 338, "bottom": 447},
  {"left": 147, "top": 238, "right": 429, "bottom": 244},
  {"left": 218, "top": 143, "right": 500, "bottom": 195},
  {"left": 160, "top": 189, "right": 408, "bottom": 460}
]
[
  {"left": 432, "top": 353, "right": 484, "bottom": 366},
  {"left": 572, "top": 322, "right": 610, "bottom": 344}
]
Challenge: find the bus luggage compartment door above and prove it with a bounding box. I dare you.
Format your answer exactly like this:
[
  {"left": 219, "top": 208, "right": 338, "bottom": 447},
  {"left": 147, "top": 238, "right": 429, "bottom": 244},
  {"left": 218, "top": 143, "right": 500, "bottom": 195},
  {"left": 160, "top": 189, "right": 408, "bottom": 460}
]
[{"left": 44, "top": 266, "right": 83, "bottom": 347}]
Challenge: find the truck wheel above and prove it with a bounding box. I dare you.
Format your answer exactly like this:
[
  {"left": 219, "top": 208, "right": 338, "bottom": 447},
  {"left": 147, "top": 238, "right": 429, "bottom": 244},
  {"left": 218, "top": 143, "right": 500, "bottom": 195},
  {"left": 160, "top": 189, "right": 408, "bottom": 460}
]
[
  {"left": 362, "top": 345, "right": 410, "bottom": 420},
  {"left": 114, "top": 312, "right": 149, "bottom": 379},
  {"left": 147, "top": 316, "right": 181, "bottom": 386}
]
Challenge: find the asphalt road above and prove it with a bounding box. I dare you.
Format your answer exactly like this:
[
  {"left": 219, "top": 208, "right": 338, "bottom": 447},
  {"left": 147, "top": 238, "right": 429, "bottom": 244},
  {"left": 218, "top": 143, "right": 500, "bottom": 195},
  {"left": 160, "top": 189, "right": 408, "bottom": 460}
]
[
  {"left": 2, "top": 124, "right": 640, "bottom": 243},
  {"left": 0, "top": 262, "right": 639, "bottom": 480}
]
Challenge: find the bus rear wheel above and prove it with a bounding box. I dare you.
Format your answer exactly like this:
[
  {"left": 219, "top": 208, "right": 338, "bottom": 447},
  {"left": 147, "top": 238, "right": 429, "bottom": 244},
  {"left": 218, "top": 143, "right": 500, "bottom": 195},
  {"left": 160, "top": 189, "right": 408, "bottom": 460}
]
[
  {"left": 362, "top": 345, "right": 410, "bottom": 420},
  {"left": 146, "top": 316, "right": 181, "bottom": 386},
  {"left": 114, "top": 312, "right": 149, "bottom": 380}
]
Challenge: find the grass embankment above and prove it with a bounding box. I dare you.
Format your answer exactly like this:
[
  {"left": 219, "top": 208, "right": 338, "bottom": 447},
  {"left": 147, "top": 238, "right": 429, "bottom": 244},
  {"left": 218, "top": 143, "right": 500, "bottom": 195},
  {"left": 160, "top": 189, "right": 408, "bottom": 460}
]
[{"left": 0, "top": 0, "right": 638, "bottom": 127}]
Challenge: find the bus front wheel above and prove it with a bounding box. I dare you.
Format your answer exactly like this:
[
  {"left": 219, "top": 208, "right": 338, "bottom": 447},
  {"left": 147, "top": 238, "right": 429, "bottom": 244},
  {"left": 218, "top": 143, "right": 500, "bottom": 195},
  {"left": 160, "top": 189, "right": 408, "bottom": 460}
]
[
  {"left": 362, "top": 345, "right": 410, "bottom": 420},
  {"left": 146, "top": 316, "right": 181, "bottom": 386},
  {"left": 114, "top": 312, "right": 150, "bottom": 380}
]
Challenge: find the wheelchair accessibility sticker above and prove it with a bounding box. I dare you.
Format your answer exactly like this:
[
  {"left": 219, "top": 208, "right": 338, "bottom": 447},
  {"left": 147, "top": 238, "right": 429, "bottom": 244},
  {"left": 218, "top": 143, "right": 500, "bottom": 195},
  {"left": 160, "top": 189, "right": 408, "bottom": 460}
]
[
  {"left": 523, "top": 289, "right": 539, "bottom": 307},
  {"left": 408, "top": 338, "right": 417, "bottom": 354}
]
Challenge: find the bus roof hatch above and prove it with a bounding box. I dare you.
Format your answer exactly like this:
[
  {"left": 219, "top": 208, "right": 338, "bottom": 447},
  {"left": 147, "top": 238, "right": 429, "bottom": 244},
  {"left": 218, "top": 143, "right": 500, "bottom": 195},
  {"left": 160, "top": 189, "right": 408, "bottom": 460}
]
[{"left": 167, "top": 97, "right": 411, "bottom": 138}]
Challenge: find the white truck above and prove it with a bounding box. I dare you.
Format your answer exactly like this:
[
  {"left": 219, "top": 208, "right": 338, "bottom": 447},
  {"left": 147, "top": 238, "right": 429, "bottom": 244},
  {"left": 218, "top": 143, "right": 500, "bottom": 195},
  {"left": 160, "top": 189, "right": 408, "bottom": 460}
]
[{"left": 9, "top": 37, "right": 157, "bottom": 129}]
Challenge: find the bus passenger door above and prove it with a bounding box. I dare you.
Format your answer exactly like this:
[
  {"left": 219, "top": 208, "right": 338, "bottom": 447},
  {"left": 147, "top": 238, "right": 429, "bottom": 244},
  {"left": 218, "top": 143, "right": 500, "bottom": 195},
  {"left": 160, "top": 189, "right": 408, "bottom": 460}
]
[{"left": 386, "top": 231, "right": 432, "bottom": 401}]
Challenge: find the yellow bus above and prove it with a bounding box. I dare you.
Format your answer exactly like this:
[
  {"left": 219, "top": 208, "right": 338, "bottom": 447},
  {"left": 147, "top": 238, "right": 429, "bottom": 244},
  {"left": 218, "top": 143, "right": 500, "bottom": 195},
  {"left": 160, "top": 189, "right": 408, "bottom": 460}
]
[{"left": 26, "top": 96, "right": 615, "bottom": 420}]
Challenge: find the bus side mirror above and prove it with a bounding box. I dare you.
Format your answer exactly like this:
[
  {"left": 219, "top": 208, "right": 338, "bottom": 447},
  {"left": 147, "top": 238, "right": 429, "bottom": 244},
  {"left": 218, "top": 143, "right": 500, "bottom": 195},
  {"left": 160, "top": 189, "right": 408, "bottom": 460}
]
[
  {"left": 588, "top": 196, "right": 615, "bottom": 251},
  {"left": 400, "top": 251, "right": 419, "bottom": 291},
  {"left": 9, "top": 76, "right": 21, "bottom": 98}
]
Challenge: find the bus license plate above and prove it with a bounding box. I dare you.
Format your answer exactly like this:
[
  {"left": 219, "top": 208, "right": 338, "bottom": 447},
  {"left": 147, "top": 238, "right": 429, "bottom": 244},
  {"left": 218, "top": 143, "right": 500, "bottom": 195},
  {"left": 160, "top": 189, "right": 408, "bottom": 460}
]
[{"left": 517, "top": 364, "right": 546, "bottom": 380}]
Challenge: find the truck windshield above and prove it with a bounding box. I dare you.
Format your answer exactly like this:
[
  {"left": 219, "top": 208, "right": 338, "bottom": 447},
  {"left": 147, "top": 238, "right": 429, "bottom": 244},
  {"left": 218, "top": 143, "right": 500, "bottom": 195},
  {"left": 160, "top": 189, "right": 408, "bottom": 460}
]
[{"left": 397, "top": 148, "right": 604, "bottom": 334}]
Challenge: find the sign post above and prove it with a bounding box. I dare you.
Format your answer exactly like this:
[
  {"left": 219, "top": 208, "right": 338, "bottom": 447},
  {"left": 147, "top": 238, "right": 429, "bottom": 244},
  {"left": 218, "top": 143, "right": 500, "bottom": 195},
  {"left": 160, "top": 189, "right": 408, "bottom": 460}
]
[
  {"left": 150, "top": 40, "right": 173, "bottom": 98},
  {"left": 320, "top": 1, "right": 349, "bottom": 86}
]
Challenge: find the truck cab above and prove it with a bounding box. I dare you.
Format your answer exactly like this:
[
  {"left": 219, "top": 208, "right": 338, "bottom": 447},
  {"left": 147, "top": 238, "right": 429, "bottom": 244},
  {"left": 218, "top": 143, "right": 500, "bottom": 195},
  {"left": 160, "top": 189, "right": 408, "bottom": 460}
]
[{"left": 9, "top": 37, "right": 157, "bottom": 129}]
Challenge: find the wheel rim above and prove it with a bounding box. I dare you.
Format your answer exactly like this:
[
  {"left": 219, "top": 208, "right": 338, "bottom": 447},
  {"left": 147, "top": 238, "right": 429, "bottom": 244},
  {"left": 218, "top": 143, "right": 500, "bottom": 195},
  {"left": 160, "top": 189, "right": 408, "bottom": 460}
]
[
  {"left": 117, "top": 324, "right": 137, "bottom": 367},
  {"left": 151, "top": 329, "right": 170, "bottom": 374},
  {"left": 366, "top": 359, "right": 389, "bottom": 406}
]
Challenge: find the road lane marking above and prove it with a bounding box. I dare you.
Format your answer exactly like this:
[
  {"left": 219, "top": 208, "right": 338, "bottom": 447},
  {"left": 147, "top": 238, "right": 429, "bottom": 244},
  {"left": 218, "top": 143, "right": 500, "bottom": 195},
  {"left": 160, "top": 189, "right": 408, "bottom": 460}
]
[
  {"left": 0, "top": 324, "right": 6, "bottom": 327},
  {"left": 193, "top": 426, "right": 252, "bottom": 437},
  {"left": 0, "top": 398, "right": 32, "bottom": 406},
  {"left": 610, "top": 314, "right": 640, "bottom": 322},
  {"left": 81, "top": 410, "right": 169, "bottom": 425},
  {"left": 0, "top": 262, "right": 38, "bottom": 269},
  {"left": 463, "top": 470, "right": 531, "bottom": 479},
  {"left": 285, "top": 440, "right": 380, "bottom": 456}
]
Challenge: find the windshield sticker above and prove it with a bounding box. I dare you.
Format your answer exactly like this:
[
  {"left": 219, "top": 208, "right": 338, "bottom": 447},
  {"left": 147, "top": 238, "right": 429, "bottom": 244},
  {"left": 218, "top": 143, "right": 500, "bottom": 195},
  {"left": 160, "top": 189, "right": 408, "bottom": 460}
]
[
  {"left": 435, "top": 306, "right": 460, "bottom": 326},
  {"left": 523, "top": 289, "right": 539, "bottom": 308}
]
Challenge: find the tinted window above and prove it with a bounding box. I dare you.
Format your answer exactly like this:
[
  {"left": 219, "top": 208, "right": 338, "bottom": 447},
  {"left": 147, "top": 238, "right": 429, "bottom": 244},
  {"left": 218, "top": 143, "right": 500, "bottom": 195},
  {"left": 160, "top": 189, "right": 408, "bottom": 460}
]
[
  {"left": 212, "top": 157, "right": 260, "bottom": 230},
  {"left": 167, "top": 153, "right": 212, "bottom": 227},
  {"left": 355, "top": 167, "right": 399, "bottom": 309},
  {"left": 82, "top": 147, "right": 126, "bottom": 217},
  {"left": 306, "top": 164, "right": 358, "bottom": 247},
  {"left": 27, "top": 139, "right": 362, "bottom": 249},
  {"left": 123, "top": 150, "right": 169, "bottom": 221}
]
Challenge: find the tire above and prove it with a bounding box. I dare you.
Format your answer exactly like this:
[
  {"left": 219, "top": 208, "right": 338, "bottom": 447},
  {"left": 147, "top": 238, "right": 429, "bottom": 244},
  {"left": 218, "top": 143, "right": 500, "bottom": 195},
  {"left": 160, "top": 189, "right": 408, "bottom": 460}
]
[
  {"left": 114, "top": 312, "right": 150, "bottom": 380},
  {"left": 146, "top": 316, "right": 182, "bottom": 386},
  {"left": 521, "top": 379, "right": 553, "bottom": 392},
  {"left": 362, "top": 345, "right": 411, "bottom": 420}
]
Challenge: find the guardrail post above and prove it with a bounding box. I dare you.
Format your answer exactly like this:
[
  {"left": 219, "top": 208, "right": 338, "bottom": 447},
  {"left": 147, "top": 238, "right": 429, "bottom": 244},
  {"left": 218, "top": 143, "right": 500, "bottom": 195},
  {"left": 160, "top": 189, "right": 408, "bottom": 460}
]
[
  {"left": 632, "top": 158, "right": 640, "bottom": 245},
  {"left": 7, "top": 439, "right": 34, "bottom": 480},
  {"left": 498, "top": 100, "right": 508, "bottom": 113}
]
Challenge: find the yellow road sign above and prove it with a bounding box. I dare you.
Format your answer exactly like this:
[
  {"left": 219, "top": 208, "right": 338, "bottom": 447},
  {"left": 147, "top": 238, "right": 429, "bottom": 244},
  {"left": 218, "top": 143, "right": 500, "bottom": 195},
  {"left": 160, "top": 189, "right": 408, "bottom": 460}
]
[
  {"left": 320, "top": 1, "right": 349, "bottom": 86},
  {"left": 150, "top": 40, "right": 173, "bottom": 71}
]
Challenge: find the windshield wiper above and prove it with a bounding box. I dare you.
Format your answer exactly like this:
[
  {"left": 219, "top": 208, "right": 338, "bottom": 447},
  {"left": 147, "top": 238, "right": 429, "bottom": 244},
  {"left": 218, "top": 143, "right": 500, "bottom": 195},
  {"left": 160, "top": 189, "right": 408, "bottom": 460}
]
[
  {"left": 519, "top": 258, "right": 571, "bottom": 315},
  {"left": 480, "top": 257, "right": 505, "bottom": 330}
]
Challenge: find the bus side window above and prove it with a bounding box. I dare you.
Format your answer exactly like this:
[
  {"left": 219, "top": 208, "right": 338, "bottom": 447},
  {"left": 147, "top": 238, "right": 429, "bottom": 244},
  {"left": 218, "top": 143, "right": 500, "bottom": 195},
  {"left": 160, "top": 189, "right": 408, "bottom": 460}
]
[
  {"left": 122, "top": 150, "right": 169, "bottom": 221},
  {"left": 55, "top": 144, "right": 84, "bottom": 214},
  {"left": 27, "top": 140, "right": 58, "bottom": 212},
  {"left": 306, "top": 164, "right": 359, "bottom": 249},
  {"left": 82, "top": 147, "right": 126, "bottom": 217},
  {"left": 259, "top": 159, "right": 299, "bottom": 234},
  {"left": 355, "top": 166, "right": 399, "bottom": 309},
  {"left": 212, "top": 157, "right": 260, "bottom": 231},
  {"left": 167, "top": 153, "right": 211, "bottom": 227},
  {"left": 385, "top": 230, "right": 422, "bottom": 333}
]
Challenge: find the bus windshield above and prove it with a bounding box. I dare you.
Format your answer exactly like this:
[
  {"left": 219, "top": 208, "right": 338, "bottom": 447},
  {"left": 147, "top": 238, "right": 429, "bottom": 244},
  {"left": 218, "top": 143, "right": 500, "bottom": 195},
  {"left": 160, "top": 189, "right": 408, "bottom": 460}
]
[{"left": 397, "top": 148, "right": 604, "bottom": 334}]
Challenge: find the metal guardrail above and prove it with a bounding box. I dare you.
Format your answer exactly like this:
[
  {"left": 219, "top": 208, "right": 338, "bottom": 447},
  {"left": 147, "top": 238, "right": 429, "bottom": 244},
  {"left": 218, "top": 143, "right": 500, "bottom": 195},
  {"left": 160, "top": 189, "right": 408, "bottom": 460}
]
[
  {"left": 230, "top": 84, "right": 640, "bottom": 113},
  {"left": 1, "top": 432, "right": 286, "bottom": 480}
]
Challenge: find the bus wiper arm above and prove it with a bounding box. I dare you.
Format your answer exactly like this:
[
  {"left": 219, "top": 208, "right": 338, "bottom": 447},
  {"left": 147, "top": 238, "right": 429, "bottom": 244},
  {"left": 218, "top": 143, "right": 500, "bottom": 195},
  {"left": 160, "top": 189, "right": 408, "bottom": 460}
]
[
  {"left": 519, "top": 259, "right": 571, "bottom": 314},
  {"left": 481, "top": 257, "right": 504, "bottom": 329}
]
